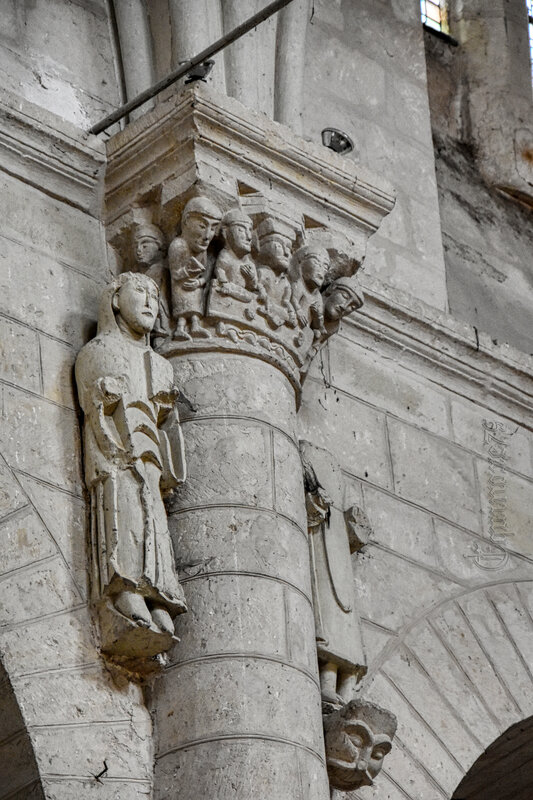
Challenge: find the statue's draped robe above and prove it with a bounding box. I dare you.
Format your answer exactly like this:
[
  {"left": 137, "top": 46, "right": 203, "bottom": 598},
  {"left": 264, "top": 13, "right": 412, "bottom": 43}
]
[
  {"left": 302, "top": 443, "right": 365, "bottom": 673},
  {"left": 76, "top": 294, "right": 186, "bottom": 617}
]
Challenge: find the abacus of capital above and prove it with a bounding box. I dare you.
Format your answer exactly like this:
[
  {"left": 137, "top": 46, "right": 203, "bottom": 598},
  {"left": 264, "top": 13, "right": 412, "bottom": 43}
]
[{"left": 78, "top": 84, "right": 398, "bottom": 798}]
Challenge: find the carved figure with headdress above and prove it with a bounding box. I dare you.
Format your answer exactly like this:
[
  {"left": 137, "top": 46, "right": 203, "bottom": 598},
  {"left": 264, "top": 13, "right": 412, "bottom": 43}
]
[{"left": 168, "top": 196, "right": 222, "bottom": 340}]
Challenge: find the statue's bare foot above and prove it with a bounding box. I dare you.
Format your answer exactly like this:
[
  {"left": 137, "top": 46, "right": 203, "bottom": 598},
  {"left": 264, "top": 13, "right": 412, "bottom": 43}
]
[
  {"left": 190, "top": 318, "right": 211, "bottom": 338},
  {"left": 114, "top": 590, "right": 151, "bottom": 628},
  {"left": 173, "top": 325, "right": 192, "bottom": 341},
  {"left": 151, "top": 605, "right": 175, "bottom": 635}
]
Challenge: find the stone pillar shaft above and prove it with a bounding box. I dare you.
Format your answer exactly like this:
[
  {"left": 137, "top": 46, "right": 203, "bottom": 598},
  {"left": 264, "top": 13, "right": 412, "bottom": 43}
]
[{"left": 152, "top": 352, "right": 330, "bottom": 799}]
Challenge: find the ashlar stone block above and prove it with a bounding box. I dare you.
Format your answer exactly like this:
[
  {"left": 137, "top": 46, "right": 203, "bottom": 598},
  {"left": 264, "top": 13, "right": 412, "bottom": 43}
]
[
  {"left": 170, "top": 419, "right": 274, "bottom": 511},
  {"left": 155, "top": 657, "right": 324, "bottom": 756},
  {"left": 387, "top": 418, "right": 480, "bottom": 531},
  {"left": 173, "top": 573, "right": 288, "bottom": 663},
  {"left": 0, "top": 506, "right": 57, "bottom": 575},
  {"left": 169, "top": 507, "right": 312, "bottom": 598}
]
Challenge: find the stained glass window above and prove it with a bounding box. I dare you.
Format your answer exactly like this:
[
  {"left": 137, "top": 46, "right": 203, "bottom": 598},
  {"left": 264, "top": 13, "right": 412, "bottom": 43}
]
[{"left": 420, "top": 0, "right": 448, "bottom": 34}]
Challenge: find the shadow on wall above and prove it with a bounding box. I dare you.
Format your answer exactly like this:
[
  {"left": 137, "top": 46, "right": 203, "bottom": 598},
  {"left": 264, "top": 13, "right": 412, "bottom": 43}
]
[
  {"left": 0, "top": 664, "right": 44, "bottom": 800},
  {"left": 452, "top": 716, "right": 533, "bottom": 800}
]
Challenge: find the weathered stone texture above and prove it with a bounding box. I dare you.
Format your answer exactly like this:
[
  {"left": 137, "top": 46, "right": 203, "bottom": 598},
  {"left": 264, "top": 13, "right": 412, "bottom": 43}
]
[
  {"left": 0, "top": 0, "right": 120, "bottom": 128},
  {"left": 303, "top": 0, "right": 447, "bottom": 309},
  {"left": 0, "top": 2, "right": 532, "bottom": 799}
]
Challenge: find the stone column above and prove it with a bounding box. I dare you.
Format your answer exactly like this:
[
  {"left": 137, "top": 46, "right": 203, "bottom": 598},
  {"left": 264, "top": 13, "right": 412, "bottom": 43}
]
[
  {"left": 103, "top": 83, "right": 395, "bottom": 800},
  {"left": 152, "top": 351, "right": 329, "bottom": 798}
]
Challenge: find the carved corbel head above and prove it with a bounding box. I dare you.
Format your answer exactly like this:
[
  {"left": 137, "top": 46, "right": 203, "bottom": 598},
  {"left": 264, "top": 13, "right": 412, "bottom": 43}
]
[
  {"left": 133, "top": 223, "right": 165, "bottom": 267},
  {"left": 220, "top": 207, "right": 253, "bottom": 257},
  {"left": 323, "top": 699, "right": 397, "bottom": 791},
  {"left": 323, "top": 276, "right": 364, "bottom": 322},
  {"left": 180, "top": 196, "right": 222, "bottom": 255}
]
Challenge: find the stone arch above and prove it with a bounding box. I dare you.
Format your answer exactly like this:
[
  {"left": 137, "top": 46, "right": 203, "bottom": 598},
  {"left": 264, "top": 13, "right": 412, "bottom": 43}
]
[
  {"left": 351, "top": 581, "right": 533, "bottom": 799},
  {"left": 0, "top": 661, "right": 43, "bottom": 800},
  {"left": 451, "top": 715, "right": 533, "bottom": 799},
  {"left": 0, "top": 453, "right": 154, "bottom": 798}
]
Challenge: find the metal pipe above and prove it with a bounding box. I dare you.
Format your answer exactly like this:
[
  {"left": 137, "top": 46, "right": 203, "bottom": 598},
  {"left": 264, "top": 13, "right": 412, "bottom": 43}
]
[{"left": 90, "top": 0, "right": 296, "bottom": 135}]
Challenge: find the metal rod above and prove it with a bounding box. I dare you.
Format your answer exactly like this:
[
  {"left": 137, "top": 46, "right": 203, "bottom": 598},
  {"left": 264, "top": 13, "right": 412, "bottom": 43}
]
[{"left": 90, "top": 0, "right": 296, "bottom": 135}]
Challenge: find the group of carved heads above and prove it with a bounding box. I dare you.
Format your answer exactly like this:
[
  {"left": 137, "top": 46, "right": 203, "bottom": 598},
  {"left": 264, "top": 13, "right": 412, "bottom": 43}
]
[{"left": 131, "top": 195, "right": 364, "bottom": 345}]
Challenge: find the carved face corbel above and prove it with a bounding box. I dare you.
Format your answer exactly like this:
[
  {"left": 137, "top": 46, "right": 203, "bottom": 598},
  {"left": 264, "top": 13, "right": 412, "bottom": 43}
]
[{"left": 323, "top": 699, "right": 397, "bottom": 792}]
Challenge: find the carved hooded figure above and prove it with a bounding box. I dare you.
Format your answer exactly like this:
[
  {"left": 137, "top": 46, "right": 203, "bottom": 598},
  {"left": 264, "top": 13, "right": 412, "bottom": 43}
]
[
  {"left": 75, "top": 272, "right": 187, "bottom": 638},
  {"left": 300, "top": 441, "right": 368, "bottom": 704}
]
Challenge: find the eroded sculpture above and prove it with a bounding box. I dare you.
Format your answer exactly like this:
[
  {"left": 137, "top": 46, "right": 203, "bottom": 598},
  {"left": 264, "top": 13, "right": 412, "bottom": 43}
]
[
  {"left": 75, "top": 271, "right": 187, "bottom": 672},
  {"left": 324, "top": 699, "right": 397, "bottom": 792},
  {"left": 300, "top": 441, "right": 398, "bottom": 794},
  {"left": 131, "top": 193, "right": 367, "bottom": 396},
  {"left": 133, "top": 222, "right": 171, "bottom": 341},
  {"left": 169, "top": 196, "right": 222, "bottom": 340},
  {"left": 300, "top": 441, "right": 368, "bottom": 704}
]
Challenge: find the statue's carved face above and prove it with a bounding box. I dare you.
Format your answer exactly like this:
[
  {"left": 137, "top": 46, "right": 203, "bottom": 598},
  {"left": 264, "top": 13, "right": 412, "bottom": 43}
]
[
  {"left": 324, "top": 716, "right": 392, "bottom": 791},
  {"left": 115, "top": 278, "right": 159, "bottom": 335},
  {"left": 135, "top": 235, "right": 160, "bottom": 267},
  {"left": 301, "top": 252, "right": 329, "bottom": 289},
  {"left": 182, "top": 213, "right": 219, "bottom": 254},
  {"left": 260, "top": 234, "right": 292, "bottom": 272},
  {"left": 226, "top": 221, "right": 253, "bottom": 256},
  {"left": 324, "top": 286, "right": 361, "bottom": 321}
]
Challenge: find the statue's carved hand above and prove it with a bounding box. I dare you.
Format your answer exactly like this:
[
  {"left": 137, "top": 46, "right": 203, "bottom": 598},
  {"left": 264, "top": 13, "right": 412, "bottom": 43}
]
[
  {"left": 296, "top": 309, "right": 308, "bottom": 327},
  {"left": 98, "top": 375, "right": 127, "bottom": 402},
  {"left": 182, "top": 277, "right": 205, "bottom": 290}
]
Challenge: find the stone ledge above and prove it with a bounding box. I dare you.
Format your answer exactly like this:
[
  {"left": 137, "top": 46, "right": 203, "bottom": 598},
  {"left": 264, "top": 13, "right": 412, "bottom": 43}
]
[
  {"left": 0, "top": 88, "right": 105, "bottom": 216},
  {"left": 104, "top": 83, "right": 395, "bottom": 251},
  {"left": 348, "top": 274, "right": 533, "bottom": 426}
]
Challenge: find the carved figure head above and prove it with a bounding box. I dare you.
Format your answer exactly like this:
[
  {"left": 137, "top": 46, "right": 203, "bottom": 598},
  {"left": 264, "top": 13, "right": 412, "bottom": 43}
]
[
  {"left": 294, "top": 245, "right": 330, "bottom": 290},
  {"left": 323, "top": 277, "right": 364, "bottom": 321},
  {"left": 134, "top": 224, "right": 165, "bottom": 267},
  {"left": 221, "top": 208, "right": 253, "bottom": 257},
  {"left": 110, "top": 272, "right": 160, "bottom": 337},
  {"left": 256, "top": 218, "right": 294, "bottom": 273},
  {"left": 181, "top": 196, "right": 222, "bottom": 255},
  {"left": 323, "top": 699, "right": 397, "bottom": 791}
]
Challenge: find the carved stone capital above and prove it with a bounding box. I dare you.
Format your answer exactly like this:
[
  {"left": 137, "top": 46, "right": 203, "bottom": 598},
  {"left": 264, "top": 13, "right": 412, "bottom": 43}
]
[{"left": 104, "top": 84, "right": 395, "bottom": 396}]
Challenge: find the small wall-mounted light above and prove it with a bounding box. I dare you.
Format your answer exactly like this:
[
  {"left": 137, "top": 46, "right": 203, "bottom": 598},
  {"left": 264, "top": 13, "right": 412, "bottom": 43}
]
[{"left": 321, "top": 128, "right": 354, "bottom": 155}]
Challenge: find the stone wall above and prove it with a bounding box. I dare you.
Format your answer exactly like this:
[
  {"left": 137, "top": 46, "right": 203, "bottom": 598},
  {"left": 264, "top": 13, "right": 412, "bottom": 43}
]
[
  {"left": 301, "top": 0, "right": 448, "bottom": 311},
  {"left": 425, "top": 22, "right": 533, "bottom": 356},
  {"left": 0, "top": 96, "right": 154, "bottom": 798},
  {"left": 0, "top": 2, "right": 532, "bottom": 799},
  {"left": 299, "top": 295, "right": 533, "bottom": 797},
  {"left": 0, "top": 0, "right": 120, "bottom": 128}
]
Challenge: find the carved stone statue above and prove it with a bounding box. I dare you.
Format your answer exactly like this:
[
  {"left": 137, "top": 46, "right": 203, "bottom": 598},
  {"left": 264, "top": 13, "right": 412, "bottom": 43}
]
[
  {"left": 212, "top": 208, "right": 263, "bottom": 315},
  {"left": 169, "top": 196, "right": 222, "bottom": 340},
  {"left": 300, "top": 441, "right": 368, "bottom": 705},
  {"left": 291, "top": 245, "right": 330, "bottom": 339},
  {"left": 133, "top": 223, "right": 171, "bottom": 341},
  {"left": 255, "top": 217, "right": 297, "bottom": 328},
  {"left": 323, "top": 699, "right": 397, "bottom": 792},
  {"left": 75, "top": 272, "right": 187, "bottom": 667}
]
